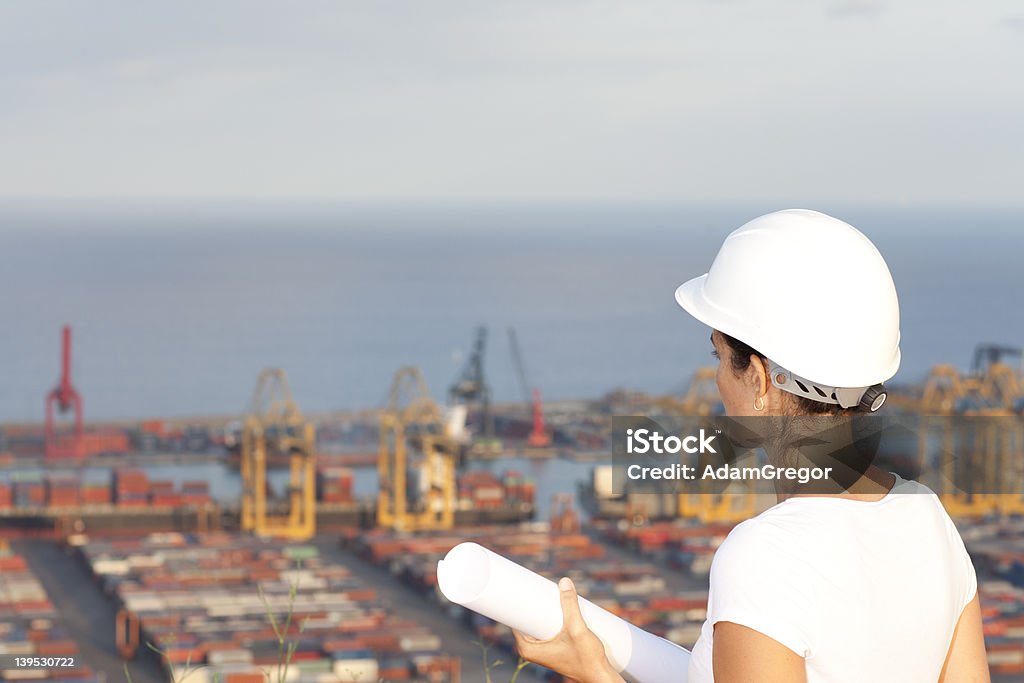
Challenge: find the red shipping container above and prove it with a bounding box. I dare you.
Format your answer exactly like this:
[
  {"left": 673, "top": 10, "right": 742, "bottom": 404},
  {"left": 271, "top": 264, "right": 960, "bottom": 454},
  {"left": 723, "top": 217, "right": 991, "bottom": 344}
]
[
  {"left": 81, "top": 489, "right": 112, "bottom": 504},
  {"left": 0, "top": 555, "right": 28, "bottom": 571},
  {"left": 37, "top": 641, "right": 79, "bottom": 656},
  {"left": 224, "top": 674, "right": 266, "bottom": 683}
]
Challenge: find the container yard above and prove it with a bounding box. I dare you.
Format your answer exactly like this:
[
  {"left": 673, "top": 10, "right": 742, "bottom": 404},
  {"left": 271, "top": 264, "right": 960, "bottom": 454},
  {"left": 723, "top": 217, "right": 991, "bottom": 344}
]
[
  {"left": 347, "top": 518, "right": 709, "bottom": 656},
  {"left": 76, "top": 533, "right": 460, "bottom": 683},
  {"left": 0, "top": 543, "right": 99, "bottom": 683},
  {"left": 1, "top": 322, "right": 1023, "bottom": 682}
]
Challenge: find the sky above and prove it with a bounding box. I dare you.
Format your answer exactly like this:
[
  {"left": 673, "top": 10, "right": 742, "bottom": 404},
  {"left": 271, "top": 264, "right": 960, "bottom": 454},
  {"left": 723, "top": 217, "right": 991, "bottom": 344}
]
[{"left": 1, "top": 1, "right": 1022, "bottom": 204}]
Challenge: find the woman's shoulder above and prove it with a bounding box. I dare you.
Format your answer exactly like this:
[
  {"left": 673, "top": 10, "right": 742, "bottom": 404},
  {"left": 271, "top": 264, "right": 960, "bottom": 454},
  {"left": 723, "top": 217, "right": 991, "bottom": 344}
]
[
  {"left": 710, "top": 514, "right": 798, "bottom": 580},
  {"left": 711, "top": 475, "right": 964, "bottom": 578}
]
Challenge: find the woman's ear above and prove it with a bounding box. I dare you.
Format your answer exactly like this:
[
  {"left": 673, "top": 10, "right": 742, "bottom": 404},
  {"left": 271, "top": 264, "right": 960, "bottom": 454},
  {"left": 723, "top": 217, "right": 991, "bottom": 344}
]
[{"left": 748, "top": 355, "right": 769, "bottom": 398}]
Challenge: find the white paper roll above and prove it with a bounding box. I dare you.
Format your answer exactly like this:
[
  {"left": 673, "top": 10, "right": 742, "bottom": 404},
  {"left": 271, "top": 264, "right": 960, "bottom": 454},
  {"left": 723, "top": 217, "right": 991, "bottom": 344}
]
[{"left": 436, "top": 542, "right": 690, "bottom": 683}]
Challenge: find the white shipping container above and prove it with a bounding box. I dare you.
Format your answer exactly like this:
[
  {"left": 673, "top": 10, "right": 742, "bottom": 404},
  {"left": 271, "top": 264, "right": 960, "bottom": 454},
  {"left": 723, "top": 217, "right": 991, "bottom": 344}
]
[
  {"left": 593, "top": 466, "right": 615, "bottom": 499},
  {"left": 280, "top": 570, "right": 314, "bottom": 585},
  {"left": 302, "top": 618, "right": 339, "bottom": 630},
  {"left": 208, "top": 650, "right": 254, "bottom": 666},
  {"left": 331, "top": 660, "right": 378, "bottom": 683},
  {"left": 170, "top": 665, "right": 210, "bottom": 683},
  {"left": 987, "top": 648, "right": 1024, "bottom": 665},
  {"left": 127, "top": 554, "right": 164, "bottom": 568},
  {"left": 0, "top": 643, "right": 35, "bottom": 655},
  {"left": 472, "top": 487, "right": 504, "bottom": 501},
  {"left": 2, "top": 669, "right": 49, "bottom": 680},
  {"left": 207, "top": 605, "right": 248, "bottom": 618},
  {"left": 399, "top": 634, "right": 442, "bottom": 652},
  {"left": 93, "top": 559, "right": 130, "bottom": 575},
  {"left": 124, "top": 597, "right": 166, "bottom": 612}
]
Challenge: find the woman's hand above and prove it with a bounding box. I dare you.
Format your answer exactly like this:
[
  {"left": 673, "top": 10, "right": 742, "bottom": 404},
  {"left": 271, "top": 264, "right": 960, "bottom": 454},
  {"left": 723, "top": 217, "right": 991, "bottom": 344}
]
[{"left": 513, "top": 577, "right": 625, "bottom": 683}]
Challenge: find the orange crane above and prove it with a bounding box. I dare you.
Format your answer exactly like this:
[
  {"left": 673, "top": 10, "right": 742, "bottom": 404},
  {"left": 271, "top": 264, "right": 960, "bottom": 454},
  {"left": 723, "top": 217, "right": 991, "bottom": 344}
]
[
  {"left": 378, "top": 367, "right": 458, "bottom": 531},
  {"left": 239, "top": 369, "right": 316, "bottom": 540}
]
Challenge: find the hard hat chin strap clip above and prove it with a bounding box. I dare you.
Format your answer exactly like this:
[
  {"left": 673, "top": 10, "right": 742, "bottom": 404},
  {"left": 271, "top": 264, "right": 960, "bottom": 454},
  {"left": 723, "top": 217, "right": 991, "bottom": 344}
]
[{"left": 766, "top": 360, "right": 887, "bottom": 412}]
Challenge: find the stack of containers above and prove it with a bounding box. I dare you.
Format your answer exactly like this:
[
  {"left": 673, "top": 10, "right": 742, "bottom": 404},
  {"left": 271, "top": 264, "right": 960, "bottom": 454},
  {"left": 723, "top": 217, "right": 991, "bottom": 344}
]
[
  {"left": 959, "top": 517, "right": 1024, "bottom": 674},
  {"left": 351, "top": 524, "right": 710, "bottom": 652},
  {"left": 0, "top": 481, "right": 11, "bottom": 508},
  {"left": 0, "top": 549, "right": 97, "bottom": 682},
  {"left": 317, "top": 468, "right": 354, "bottom": 504},
  {"left": 455, "top": 470, "right": 535, "bottom": 512},
  {"left": 80, "top": 472, "right": 112, "bottom": 506},
  {"left": 149, "top": 480, "right": 182, "bottom": 507},
  {"left": 45, "top": 474, "right": 81, "bottom": 508},
  {"left": 12, "top": 473, "right": 45, "bottom": 507},
  {"left": 979, "top": 578, "right": 1024, "bottom": 674},
  {"left": 521, "top": 479, "right": 536, "bottom": 506},
  {"left": 180, "top": 481, "right": 211, "bottom": 505},
  {"left": 113, "top": 469, "right": 149, "bottom": 507},
  {"left": 81, "top": 533, "right": 458, "bottom": 683},
  {"left": 502, "top": 470, "right": 522, "bottom": 501},
  {"left": 595, "top": 518, "right": 734, "bottom": 573},
  {"left": 134, "top": 420, "right": 166, "bottom": 453},
  {"left": 457, "top": 472, "right": 504, "bottom": 511}
]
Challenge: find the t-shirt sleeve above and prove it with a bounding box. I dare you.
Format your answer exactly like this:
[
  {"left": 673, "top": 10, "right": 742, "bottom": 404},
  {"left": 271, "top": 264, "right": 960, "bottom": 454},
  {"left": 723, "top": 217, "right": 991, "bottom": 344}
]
[
  {"left": 706, "top": 520, "right": 811, "bottom": 658},
  {"left": 938, "top": 501, "right": 978, "bottom": 613}
]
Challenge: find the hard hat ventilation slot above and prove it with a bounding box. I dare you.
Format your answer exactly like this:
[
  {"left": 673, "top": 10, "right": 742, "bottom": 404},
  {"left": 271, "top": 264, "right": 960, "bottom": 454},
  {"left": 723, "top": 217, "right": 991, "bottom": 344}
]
[{"left": 766, "top": 359, "right": 876, "bottom": 410}]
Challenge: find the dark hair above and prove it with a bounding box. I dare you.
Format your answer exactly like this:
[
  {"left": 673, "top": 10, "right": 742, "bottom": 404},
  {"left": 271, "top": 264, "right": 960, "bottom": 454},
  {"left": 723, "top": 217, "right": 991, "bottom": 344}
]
[{"left": 719, "top": 332, "right": 861, "bottom": 415}]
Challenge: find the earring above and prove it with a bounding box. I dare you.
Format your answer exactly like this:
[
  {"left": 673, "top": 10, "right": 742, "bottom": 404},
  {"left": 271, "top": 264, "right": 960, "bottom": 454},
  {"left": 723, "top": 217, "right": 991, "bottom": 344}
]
[{"left": 753, "top": 396, "right": 765, "bottom": 412}]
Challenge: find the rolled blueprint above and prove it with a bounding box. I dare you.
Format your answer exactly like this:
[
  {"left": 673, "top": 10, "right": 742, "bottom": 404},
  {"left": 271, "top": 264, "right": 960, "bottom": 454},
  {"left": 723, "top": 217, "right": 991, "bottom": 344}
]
[{"left": 436, "top": 542, "right": 690, "bottom": 683}]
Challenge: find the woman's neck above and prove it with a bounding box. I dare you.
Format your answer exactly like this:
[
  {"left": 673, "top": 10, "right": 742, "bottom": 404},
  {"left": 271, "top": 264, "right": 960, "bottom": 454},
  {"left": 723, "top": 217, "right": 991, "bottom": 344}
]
[{"left": 777, "top": 467, "right": 897, "bottom": 503}]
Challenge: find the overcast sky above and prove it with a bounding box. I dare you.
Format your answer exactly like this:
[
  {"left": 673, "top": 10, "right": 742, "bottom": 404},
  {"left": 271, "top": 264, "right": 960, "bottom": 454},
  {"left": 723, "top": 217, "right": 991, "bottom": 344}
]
[{"left": 2, "top": 1, "right": 1022, "bottom": 204}]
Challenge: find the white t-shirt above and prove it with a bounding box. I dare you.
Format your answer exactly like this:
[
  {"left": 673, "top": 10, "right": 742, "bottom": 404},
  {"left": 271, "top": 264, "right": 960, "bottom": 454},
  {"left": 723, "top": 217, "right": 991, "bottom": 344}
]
[{"left": 687, "top": 473, "right": 977, "bottom": 682}]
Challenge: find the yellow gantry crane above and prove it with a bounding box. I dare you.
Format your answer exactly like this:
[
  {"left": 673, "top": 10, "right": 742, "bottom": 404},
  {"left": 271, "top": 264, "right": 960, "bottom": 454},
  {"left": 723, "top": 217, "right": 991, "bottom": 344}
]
[
  {"left": 377, "top": 366, "right": 458, "bottom": 532},
  {"left": 653, "top": 367, "right": 721, "bottom": 417},
  {"left": 240, "top": 369, "right": 316, "bottom": 540},
  {"left": 918, "top": 351, "right": 1024, "bottom": 518}
]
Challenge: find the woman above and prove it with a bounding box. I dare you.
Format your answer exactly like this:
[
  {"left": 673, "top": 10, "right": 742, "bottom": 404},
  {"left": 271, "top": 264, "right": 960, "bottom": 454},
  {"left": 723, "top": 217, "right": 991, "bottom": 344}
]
[{"left": 514, "top": 210, "right": 989, "bottom": 682}]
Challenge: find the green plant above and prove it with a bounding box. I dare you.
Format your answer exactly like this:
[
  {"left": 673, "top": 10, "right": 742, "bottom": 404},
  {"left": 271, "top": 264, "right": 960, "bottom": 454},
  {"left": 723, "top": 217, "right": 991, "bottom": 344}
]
[
  {"left": 122, "top": 640, "right": 214, "bottom": 683},
  {"left": 473, "top": 639, "right": 531, "bottom": 683},
  {"left": 258, "top": 576, "right": 307, "bottom": 683}
]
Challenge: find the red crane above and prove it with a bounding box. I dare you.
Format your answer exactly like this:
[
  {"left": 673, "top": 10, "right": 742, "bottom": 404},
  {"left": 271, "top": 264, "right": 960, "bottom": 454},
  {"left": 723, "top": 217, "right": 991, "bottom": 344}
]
[
  {"left": 508, "top": 328, "right": 551, "bottom": 448},
  {"left": 528, "top": 387, "right": 550, "bottom": 447},
  {"left": 45, "top": 325, "right": 84, "bottom": 458}
]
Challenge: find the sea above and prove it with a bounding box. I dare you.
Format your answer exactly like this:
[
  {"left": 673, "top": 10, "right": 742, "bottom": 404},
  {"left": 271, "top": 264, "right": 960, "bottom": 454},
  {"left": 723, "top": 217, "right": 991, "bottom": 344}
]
[{"left": 1, "top": 199, "right": 1022, "bottom": 423}]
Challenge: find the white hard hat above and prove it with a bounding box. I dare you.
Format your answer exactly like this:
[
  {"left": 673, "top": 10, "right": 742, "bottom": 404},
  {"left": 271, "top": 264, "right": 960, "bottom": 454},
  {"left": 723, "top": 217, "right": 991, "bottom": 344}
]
[{"left": 674, "top": 209, "right": 900, "bottom": 410}]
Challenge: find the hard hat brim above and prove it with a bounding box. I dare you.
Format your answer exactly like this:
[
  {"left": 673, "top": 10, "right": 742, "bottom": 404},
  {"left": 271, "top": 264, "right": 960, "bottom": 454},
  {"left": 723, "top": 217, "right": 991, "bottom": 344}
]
[{"left": 674, "top": 274, "right": 752, "bottom": 347}]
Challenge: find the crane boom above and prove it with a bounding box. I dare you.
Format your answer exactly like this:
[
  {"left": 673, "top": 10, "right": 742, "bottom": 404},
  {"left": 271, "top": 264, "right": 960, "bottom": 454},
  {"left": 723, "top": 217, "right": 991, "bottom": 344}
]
[{"left": 508, "top": 327, "right": 532, "bottom": 405}]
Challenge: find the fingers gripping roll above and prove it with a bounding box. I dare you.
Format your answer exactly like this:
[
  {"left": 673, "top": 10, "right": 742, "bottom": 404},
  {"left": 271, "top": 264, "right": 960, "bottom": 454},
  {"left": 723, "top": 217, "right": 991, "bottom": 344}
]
[{"left": 436, "top": 542, "right": 691, "bottom": 683}]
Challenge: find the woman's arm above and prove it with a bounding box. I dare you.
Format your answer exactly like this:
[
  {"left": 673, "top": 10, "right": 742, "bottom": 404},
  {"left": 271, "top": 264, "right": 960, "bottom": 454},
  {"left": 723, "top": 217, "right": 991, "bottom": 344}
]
[
  {"left": 713, "top": 621, "right": 807, "bottom": 683},
  {"left": 939, "top": 593, "right": 991, "bottom": 683},
  {"left": 513, "top": 577, "right": 625, "bottom": 683}
]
